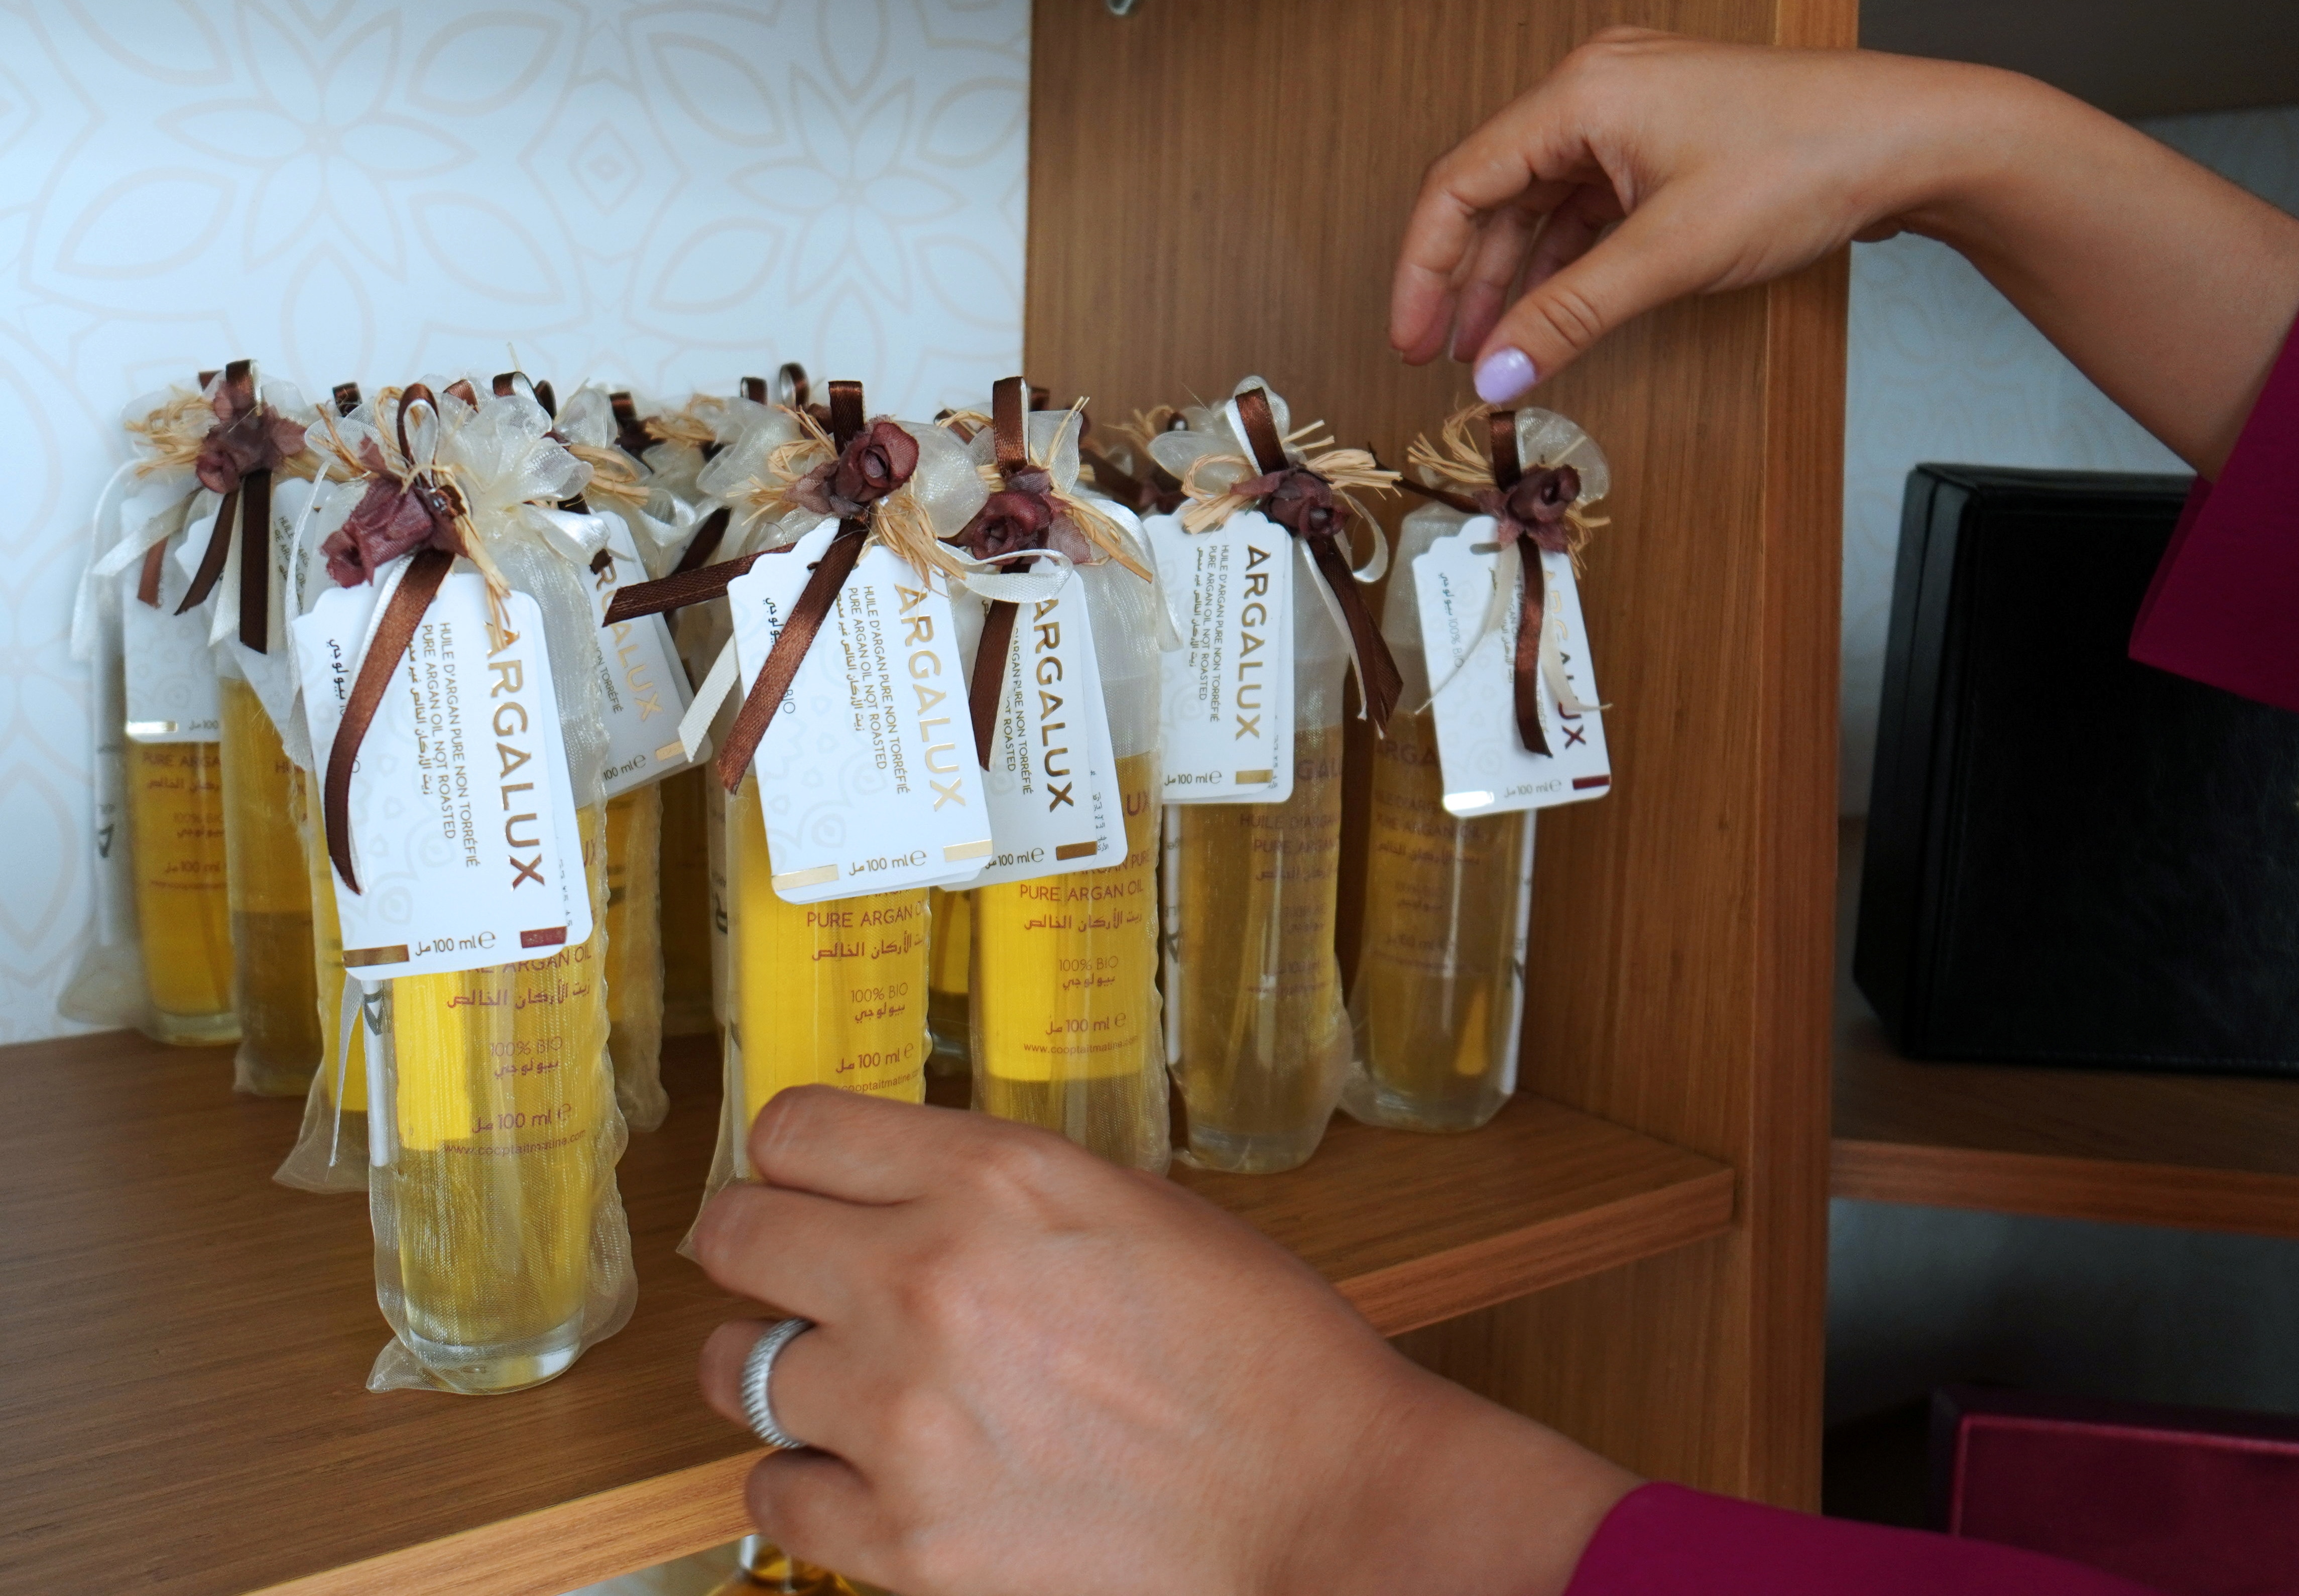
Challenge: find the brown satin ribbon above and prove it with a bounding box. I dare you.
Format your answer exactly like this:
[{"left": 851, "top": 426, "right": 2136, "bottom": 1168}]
[
  {"left": 1485, "top": 411, "right": 1551, "bottom": 756},
  {"left": 1232, "top": 387, "right": 1402, "bottom": 733},
  {"left": 741, "top": 376, "right": 767, "bottom": 404},
  {"left": 965, "top": 378, "right": 1041, "bottom": 767},
  {"left": 1480, "top": 416, "right": 1554, "bottom": 759},
  {"left": 444, "top": 378, "right": 478, "bottom": 408},
  {"left": 609, "top": 391, "right": 653, "bottom": 460},
  {"left": 323, "top": 547, "right": 455, "bottom": 893},
  {"left": 136, "top": 539, "right": 168, "bottom": 608},
  {"left": 605, "top": 543, "right": 763, "bottom": 622},
  {"left": 671, "top": 505, "right": 732, "bottom": 576},
  {"left": 174, "top": 360, "right": 277, "bottom": 654},
  {"left": 712, "top": 379, "right": 874, "bottom": 792},
  {"left": 778, "top": 362, "right": 811, "bottom": 410},
  {"left": 332, "top": 382, "right": 362, "bottom": 417}
]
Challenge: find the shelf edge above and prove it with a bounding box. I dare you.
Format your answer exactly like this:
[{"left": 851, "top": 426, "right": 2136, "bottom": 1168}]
[
  {"left": 246, "top": 1453, "right": 760, "bottom": 1596},
  {"left": 1833, "top": 1138, "right": 2299, "bottom": 1237},
  {"left": 248, "top": 1159, "right": 1738, "bottom": 1596},
  {"left": 1345, "top": 1164, "right": 1739, "bottom": 1335}
]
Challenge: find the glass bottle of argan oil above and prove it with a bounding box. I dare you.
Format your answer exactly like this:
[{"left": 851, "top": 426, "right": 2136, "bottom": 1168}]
[
  {"left": 1342, "top": 500, "right": 1533, "bottom": 1133},
  {"left": 127, "top": 732, "right": 237, "bottom": 1046},
  {"left": 216, "top": 662, "right": 321, "bottom": 1094},
  {"left": 659, "top": 766, "right": 717, "bottom": 1036},
  {"left": 1166, "top": 587, "right": 1352, "bottom": 1172},
  {"left": 925, "top": 885, "right": 972, "bottom": 1076},
  {"left": 710, "top": 1534, "right": 883, "bottom": 1596},
  {"left": 604, "top": 783, "right": 670, "bottom": 1130},
  {"left": 370, "top": 805, "right": 627, "bottom": 1393},
  {"left": 971, "top": 559, "right": 1168, "bottom": 1170},
  {"left": 689, "top": 775, "right": 932, "bottom": 1210}
]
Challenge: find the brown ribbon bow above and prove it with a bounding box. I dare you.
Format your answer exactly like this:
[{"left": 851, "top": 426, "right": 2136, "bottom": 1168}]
[
  {"left": 319, "top": 386, "right": 478, "bottom": 894},
  {"left": 319, "top": 384, "right": 470, "bottom": 589},
  {"left": 174, "top": 360, "right": 308, "bottom": 652},
  {"left": 954, "top": 377, "right": 1061, "bottom": 765},
  {"left": 1230, "top": 388, "right": 1403, "bottom": 733},
  {"left": 1472, "top": 413, "right": 1581, "bottom": 757},
  {"left": 712, "top": 381, "right": 911, "bottom": 792}
]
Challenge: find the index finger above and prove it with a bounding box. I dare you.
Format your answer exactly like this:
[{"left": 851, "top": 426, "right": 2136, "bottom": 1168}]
[
  {"left": 746, "top": 1084, "right": 985, "bottom": 1203},
  {"left": 1388, "top": 71, "right": 1610, "bottom": 355}
]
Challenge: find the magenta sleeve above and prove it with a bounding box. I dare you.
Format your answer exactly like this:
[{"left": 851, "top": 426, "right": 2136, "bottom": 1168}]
[
  {"left": 1560, "top": 1484, "right": 2162, "bottom": 1596},
  {"left": 2129, "top": 321, "right": 2299, "bottom": 711}
]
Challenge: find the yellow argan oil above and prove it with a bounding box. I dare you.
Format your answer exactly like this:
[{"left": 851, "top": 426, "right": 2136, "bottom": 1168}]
[
  {"left": 604, "top": 784, "right": 669, "bottom": 1131},
  {"left": 658, "top": 766, "right": 717, "bottom": 1037},
  {"left": 926, "top": 885, "right": 972, "bottom": 1076},
  {"left": 725, "top": 776, "right": 927, "bottom": 1167},
  {"left": 1164, "top": 601, "right": 1351, "bottom": 1173},
  {"left": 1343, "top": 706, "right": 1531, "bottom": 1132},
  {"left": 218, "top": 674, "right": 320, "bottom": 1094},
  {"left": 128, "top": 738, "right": 237, "bottom": 1046},
  {"left": 370, "top": 807, "right": 626, "bottom": 1393},
  {"left": 974, "top": 752, "right": 1165, "bottom": 1168}
]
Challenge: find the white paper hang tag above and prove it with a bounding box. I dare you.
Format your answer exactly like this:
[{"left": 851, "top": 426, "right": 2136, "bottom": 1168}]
[
  {"left": 1413, "top": 517, "right": 1611, "bottom": 816},
  {"left": 582, "top": 512, "right": 700, "bottom": 796},
  {"left": 1142, "top": 508, "right": 1294, "bottom": 804},
  {"left": 969, "top": 567, "right": 1123, "bottom": 889},
  {"left": 293, "top": 561, "right": 593, "bottom": 980},
  {"left": 122, "top": 507, "right": 223, "bottom": 743},
  {"left": 727, "top": 523, "right": 995, "bottom": 904}
]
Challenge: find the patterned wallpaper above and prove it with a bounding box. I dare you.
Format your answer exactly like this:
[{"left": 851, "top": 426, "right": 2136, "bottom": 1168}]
[
  {"left": 0, "top": 0, "right": 1027, "bottom": 1041},
  {"left": 1841, "top": 103, "right": 2299, "bottom": 813}
]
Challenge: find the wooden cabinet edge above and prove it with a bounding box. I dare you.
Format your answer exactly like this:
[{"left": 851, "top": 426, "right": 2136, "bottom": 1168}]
[
  {"left": 1349, "top": 1163, "right": 1740, "bottom": 1336},
  {"left": 243, "top": 1453, "right": 762, "bottom": 1596},
  {"left": 1833, "top": 1137, "right": 2299, "bottom": 1237},
  {"left": 241, "top": 1162, "right": 1737, "bottom": 1596}
]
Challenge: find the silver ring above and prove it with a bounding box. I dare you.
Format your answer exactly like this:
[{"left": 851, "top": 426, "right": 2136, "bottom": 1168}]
[{"left": 741, "top": 1317, "right": 813, "bottom": 1450}]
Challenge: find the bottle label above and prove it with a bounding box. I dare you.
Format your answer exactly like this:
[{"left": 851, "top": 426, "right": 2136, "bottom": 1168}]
[
  {"left": 1412, "top": 517, "right": 1611, "bottom": 815},
  {"left": 390, "top": 937, "right": 607, "bottom": 1155},
  {"left": 1142, "top": 508, "right": 1295, "bottom": 805},
  {"left": 120, "top": 501, "right": 222, "bottom": 743},
  {"left": 728, "top": 521, "right": 995, "bottom": 904},
  {"left": 970, "top": 565, "right": 1123, "bottom": 888},
  {"left": 582, "top": 511, "right": 700, "bottom": 797},
  {"left": 293, "top": 560, "right": 594, "bottom": 979},
  {"left": 976, "top": 752, "right": 1159, "bottom": 1081}
]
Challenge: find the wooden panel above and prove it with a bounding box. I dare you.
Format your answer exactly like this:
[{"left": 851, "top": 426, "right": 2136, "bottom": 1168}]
[
  {"left": 0, "top": 1029, "right": 1729, "bottom": 1596},
  {"left": 1030, "top": 0, "right": 1848, "bottom": 1508},
  {"left": 1832, "top": 818, "right": 2299, "bottom": 1234}
]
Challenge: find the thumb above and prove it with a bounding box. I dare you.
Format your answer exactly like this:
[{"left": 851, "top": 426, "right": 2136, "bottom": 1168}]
[{"left": 1471, "top": 202, "right": 1719, "bottom": 402}]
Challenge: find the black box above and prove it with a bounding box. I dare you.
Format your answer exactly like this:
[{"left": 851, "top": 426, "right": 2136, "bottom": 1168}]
[{"left": 1854, "top": 465, "right": 2299, "bottom": 1073}]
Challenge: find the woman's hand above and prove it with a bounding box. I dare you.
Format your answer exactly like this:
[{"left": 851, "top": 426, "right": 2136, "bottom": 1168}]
[
  {"left": 1394, "top": 29, "right": 2299, "bottom": 474},
  {"left": 1393, "top": 30, "right": 2006, "bottom": 394},
  {"left": 696, "top": 1087, "right": 1636, "bottom": 1596}
]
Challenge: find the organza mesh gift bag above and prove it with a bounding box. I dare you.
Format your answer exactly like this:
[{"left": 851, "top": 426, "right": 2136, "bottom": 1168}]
[
  {"left": 1149, "top": 379, "right": 1402, "bottom": 1173},
  {"left": 1345, "top": 406, "right": 1610, "bottom": 1133},
  {"left": 291, "top": 380, "right": 635, "bottom": 1393},
  {"left": 944, "top": 380, "right": 1171, "bottom": 1173},
  {"left": 64, "top": 370, "right": 276, "bottom": 1050},
  {"left": 601, "top": 383, "right": 985, "bottom": 1229}
]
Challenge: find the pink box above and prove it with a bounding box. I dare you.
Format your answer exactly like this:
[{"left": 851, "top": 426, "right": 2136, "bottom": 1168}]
[{"left": 1932, "top": 1385, "right": 2299, "bottom": 1594}]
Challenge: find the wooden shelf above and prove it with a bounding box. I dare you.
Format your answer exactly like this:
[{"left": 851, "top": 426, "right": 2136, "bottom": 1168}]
[
  {"left": 0, "top": 1029, "right": 1730, "bottom": 1596},
  {"left": 1831, "top": 821, "right": 2299, "bottom": 1235}
]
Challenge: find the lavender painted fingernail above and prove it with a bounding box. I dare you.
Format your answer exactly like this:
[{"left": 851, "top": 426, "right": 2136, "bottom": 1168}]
[{"left": 1474, "top": 347, "right": 1537, "bottom": 404}]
